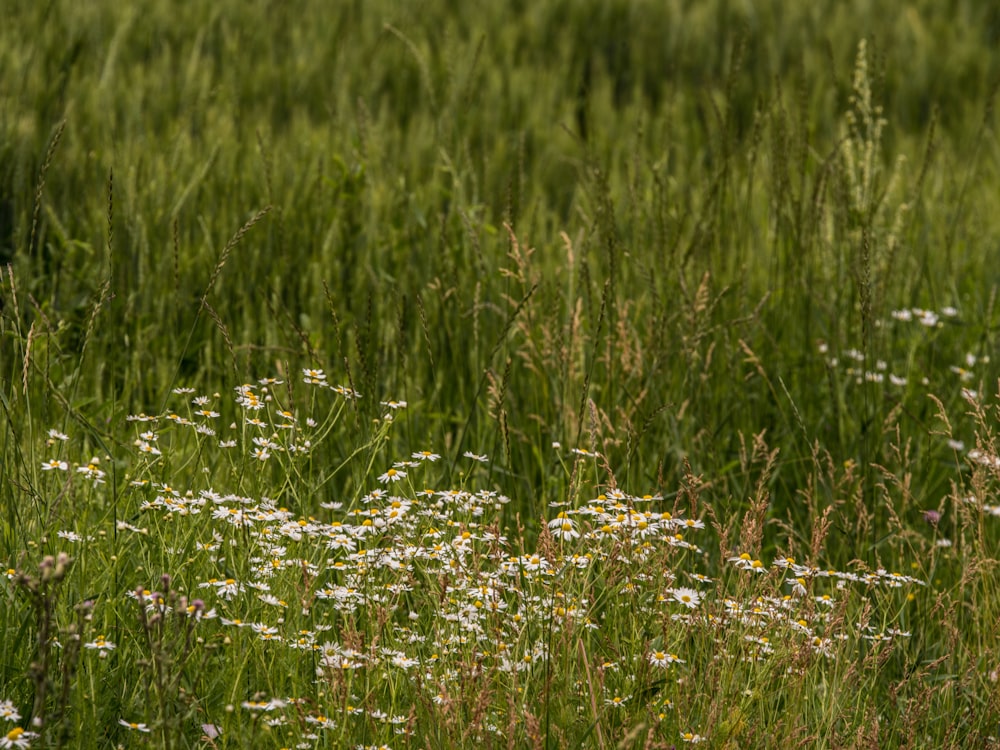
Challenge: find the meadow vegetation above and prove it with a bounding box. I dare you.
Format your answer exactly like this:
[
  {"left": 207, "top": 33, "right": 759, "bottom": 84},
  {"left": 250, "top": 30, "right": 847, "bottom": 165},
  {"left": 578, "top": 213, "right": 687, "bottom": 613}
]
[{"left": 2, "top": 1, "right": 1000, "bottom": 747}]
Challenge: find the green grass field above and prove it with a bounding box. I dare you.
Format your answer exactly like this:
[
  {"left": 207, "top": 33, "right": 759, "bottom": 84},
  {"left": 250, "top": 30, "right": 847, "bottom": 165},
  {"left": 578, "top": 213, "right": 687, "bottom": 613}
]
[{"left": 3, "top": 1, "right": 1000, "bottom": 747}]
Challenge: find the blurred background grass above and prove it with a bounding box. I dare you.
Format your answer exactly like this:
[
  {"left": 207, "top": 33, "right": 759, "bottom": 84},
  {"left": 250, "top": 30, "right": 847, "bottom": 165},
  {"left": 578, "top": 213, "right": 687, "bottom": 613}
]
[{"left": 2, "top": 0, "right": 1000, "bottom": 558}]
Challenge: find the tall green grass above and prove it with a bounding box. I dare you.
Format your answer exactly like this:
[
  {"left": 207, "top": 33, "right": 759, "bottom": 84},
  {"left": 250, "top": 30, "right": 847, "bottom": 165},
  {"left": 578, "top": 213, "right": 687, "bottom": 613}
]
[{"left": 2, "top": 0, "right": 1000, "bottom": 747}]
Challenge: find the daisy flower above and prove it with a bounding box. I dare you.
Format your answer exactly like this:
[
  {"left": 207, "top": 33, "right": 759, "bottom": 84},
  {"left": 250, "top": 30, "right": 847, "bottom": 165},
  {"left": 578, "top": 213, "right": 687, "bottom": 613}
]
[
  {"left": 378, "top": 468, "right": 406, "bottom": 484},
  {"left": 84, "top": 635, "right": 116, "bottom": 657},
  {"left": 411, "top": 450, "right": 440, "bottom": 462},
  {"left": 118, "top": 720, "right": 151, "bottom": 733},
  {"left": 305, "top": 714, "right": 335, "bottom": 728},
  {"left": 1, "top": 728, "right": 39, "bottom": 748},
  {"left": 242, "top": 698, "right": 287, "bottom": 711},
  {"left": 135, "top": 440, "right": 162, "bottom": 456},
  {"left": 548, "top": 515, "right": 579, "bottom": 541},
  {"left": 76, "top": 459, "right": 106, "bottom": 483},
  {"left": 206, "top": 578, "right": 243, "bottom": 599},
  {"left": 728, "top": 552, "right": 767, "bottom": 572},
  {"left": 648, "top": 650, "right": 670, "bottom": 668},
  {"left": 303, "top": 368, "right": 327, "bottom": 384},
  {"left": 669, "top": 587, "right": 702, "bottom": 609},
  {"left": 0, "top": 701, "right": 20, "bottom": 722},
  {"left": 332, "top": 384, "right": 362, "bottom": 399},
  {"left": 648, "top": 650, "right": 684, "bottom": 668}
]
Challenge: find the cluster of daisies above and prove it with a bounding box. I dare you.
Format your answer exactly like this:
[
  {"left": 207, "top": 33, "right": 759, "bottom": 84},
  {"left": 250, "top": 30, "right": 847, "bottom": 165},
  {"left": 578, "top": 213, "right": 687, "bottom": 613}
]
[
  {"left": 1, "top": 700, "right": 37, "bottom": 749},
  {"left": 818, "top": 304, "right": 986, "bottom": 392},
  {"left": 817, "top": 304, "right": 993, "bottom": 458},
  {"left": 12, "top": 369, "right": 931, "bottom": 748}
]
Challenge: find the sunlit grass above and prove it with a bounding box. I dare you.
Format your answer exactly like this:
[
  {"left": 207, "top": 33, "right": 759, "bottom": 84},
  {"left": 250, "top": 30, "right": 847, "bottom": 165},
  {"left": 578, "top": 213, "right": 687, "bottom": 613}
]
[{"left": 3, "top": 0, "right": 1000, "bottom": 747}]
